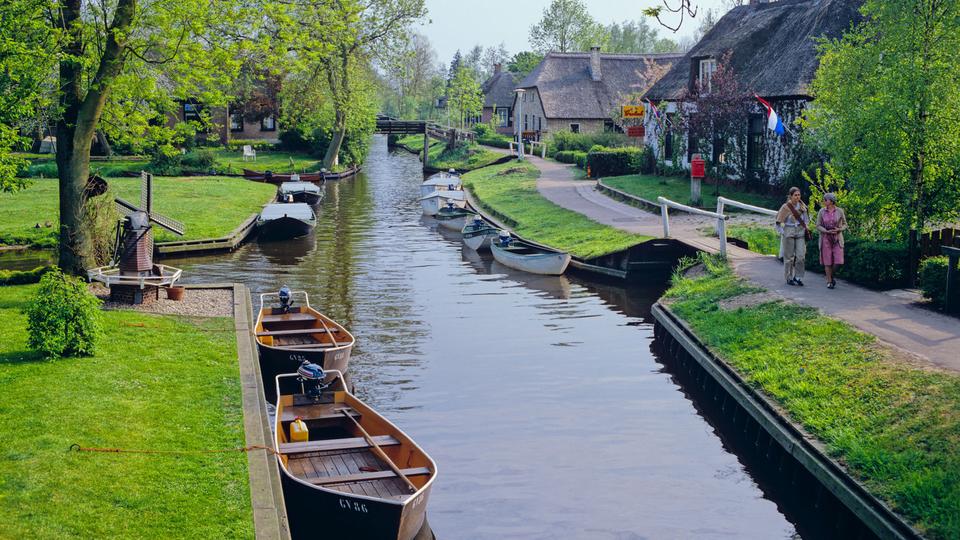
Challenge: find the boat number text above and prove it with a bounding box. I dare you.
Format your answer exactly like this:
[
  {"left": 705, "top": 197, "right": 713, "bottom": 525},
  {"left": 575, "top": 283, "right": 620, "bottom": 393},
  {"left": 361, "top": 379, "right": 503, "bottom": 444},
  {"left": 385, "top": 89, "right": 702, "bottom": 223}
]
[
  {"left": 339, "top": 499, "right": 368, "bottom": 513},
  {"left": 412, "top": 494, "right": 424, "bottom": 509},
  {"left": 288, "top": 354, "right": 308, "bottom": 363}
]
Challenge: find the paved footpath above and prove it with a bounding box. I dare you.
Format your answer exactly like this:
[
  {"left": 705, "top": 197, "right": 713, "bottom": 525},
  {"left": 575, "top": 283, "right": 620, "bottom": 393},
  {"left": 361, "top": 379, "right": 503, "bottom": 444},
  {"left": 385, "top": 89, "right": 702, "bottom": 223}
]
[{"left": 517, "top": 153, "right": 960, "bottom": 372}]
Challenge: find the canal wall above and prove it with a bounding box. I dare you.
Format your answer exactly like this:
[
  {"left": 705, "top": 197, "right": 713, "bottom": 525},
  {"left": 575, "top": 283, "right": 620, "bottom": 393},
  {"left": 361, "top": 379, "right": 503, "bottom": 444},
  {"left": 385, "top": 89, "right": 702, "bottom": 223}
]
[{"left": 652, "top": 302, "right": 921, "bottom": 540}]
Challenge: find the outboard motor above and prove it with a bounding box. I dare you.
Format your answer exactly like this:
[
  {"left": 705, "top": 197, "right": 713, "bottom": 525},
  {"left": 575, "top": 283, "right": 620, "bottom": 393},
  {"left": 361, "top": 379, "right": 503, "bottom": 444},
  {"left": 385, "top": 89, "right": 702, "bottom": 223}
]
[
  {"left": 291, "top": 173, "right": 300, "bottom": 182},
  {"left": 497, "top": 230, "right": 511, "bottom": 247},
  {"left": 265, "top": 170, "right": 273, "bottom": 183},
  {"left": 297, "top": 360, "right": 329, "bottom": 401},
  {"left": 445, "top": 201, "right": 456, "bottom": 210},
  {"left": 278, "top": 285, "right": 293, "bottom": 313},
  {"left": 448, "top": 168, "right": 456, "bottom": 174}
]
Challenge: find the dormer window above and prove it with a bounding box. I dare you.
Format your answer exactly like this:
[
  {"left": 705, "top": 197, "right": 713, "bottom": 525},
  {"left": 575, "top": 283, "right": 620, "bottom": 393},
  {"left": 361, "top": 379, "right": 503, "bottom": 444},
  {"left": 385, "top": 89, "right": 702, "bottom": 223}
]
[{"left": 699, "top": 58, "right": 717, "bottom": 93}]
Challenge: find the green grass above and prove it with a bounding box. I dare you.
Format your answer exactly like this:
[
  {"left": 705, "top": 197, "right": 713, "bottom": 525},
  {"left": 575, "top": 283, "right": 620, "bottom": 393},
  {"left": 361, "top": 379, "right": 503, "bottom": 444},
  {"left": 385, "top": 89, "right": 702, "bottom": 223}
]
[
  {"left": 604, "top": 173, "right": 780, "bottom": 209},
  {"left": 25, "top": 158, "right": 150, "bottom": 179},
  {"left": 0, "top": 284, "right": 253, "bottom": 538},
  {"left": 211, "top": 148, "right": 322, "bottom": 175},
  {"left": 395, "top": 136, "right": 503, "bottom": 172},
  {"left": 665, "top": 256, "right": 960, "bottom": 539},
  {"left": 0, "top": 177, "right": 275, "bottom": 246},
  {"left": 727, "top": 224, "right": 780, "bottom": 256},
  {"left": 462, "top": 160, "right": 650, "bottom": 259}
]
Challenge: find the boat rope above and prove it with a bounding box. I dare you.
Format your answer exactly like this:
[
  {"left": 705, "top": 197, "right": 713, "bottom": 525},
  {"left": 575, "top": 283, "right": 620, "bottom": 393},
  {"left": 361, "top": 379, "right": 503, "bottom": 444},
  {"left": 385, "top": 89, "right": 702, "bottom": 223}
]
[{"left": 69, "top": 443, "right": 281, "bottom": 457}]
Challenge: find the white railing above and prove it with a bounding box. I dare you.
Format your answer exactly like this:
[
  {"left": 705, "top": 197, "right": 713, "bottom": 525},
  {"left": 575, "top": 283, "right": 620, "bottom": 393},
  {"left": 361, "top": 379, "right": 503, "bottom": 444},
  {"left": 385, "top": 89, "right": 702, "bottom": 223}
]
[
  {"left": 658, "top": 196, "right": 729, "bottom": 257},
  {"left": 508, "top": 140, "right": 547, "bottom": 159},
  {"left": 716, "top": 196, "right": 778, "bottom": 218}
]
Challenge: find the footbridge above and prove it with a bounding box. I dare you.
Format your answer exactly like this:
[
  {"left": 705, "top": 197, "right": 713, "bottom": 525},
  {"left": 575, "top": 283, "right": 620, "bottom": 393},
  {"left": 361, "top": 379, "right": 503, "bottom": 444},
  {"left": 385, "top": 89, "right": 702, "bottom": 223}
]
[{"left": 375, "top": 115, "right": 475, "bottom": 171}]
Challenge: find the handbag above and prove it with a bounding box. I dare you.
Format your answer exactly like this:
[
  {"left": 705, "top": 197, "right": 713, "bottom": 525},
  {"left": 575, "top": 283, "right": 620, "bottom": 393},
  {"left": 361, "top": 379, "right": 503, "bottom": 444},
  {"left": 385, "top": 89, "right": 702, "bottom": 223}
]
[{"left": 786, "top": 203, "right": 812, "bottom": 241}]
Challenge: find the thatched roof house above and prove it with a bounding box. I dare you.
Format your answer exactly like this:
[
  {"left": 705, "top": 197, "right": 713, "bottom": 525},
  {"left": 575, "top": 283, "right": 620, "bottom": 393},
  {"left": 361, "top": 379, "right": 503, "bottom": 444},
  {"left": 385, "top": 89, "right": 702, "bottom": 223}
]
[
  {"left": 512, "top": 49, "right": 681, "bottom": 138},
  {"left": 480, "top": 64, "right": 520, "bottom": 135}
]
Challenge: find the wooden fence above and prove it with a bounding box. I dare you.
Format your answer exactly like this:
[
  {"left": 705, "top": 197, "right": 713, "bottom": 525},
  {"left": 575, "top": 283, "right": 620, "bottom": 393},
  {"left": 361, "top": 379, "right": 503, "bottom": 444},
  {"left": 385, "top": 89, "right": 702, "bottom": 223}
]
[{"left": 921, "top": 228, "right": 960, "bottom": 258}]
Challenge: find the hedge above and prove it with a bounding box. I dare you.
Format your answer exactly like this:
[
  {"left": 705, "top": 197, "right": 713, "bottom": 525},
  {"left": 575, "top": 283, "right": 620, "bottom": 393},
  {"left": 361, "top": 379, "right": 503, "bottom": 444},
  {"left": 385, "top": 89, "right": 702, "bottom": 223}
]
[
  {"left": 0, "top": 265, "right": 54, "bottom": 286},
  {"left": 919, "top": 256, "right": 955, "bottom": 309},
  {"left": 555, "top": 151, "right": 577, "bottom": 164},
  {"left": 224, "top": 139, "right": 276, "bottom": 151},
  {"left": 478, "top": 136, "right": 512, "bottom": 149},
  {"left": 585, "top": 146, "right": 652, "bottom": 177},
  {"left": 806, "top": 237, "right": 908, "bottom": 289}
]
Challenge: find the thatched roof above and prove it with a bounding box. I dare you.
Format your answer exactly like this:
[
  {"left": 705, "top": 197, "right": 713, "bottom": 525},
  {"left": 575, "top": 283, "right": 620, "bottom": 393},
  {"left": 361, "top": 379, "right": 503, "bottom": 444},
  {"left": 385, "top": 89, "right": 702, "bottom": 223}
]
[
  {"left": 482, "top": 69, "right": 520, "bottom": 109},
  {"left": 645, "top": 0, "right": 863, "bottom": 101},
  {"left": 517, "top": 51, "right": 682, "bottom": 119}
]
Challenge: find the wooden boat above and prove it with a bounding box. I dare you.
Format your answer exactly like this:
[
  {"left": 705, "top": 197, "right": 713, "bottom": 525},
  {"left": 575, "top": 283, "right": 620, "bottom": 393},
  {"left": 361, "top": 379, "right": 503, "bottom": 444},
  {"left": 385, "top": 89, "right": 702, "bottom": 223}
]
[
  {"left": 244, "top": 169, "right": 324, "bottom": 183},
  {"left": 278, "top": 181, "right": 323, "bottom": 206},
  {"left": 435, "top": 203, "right": 476, "bottom": 232},
  {"left": 419, "top": 190, "right": 465, "bottom": 216},
  {"left": 490, "top": 231, "right": 571, "bottom": 275},
  {"left": 257, "top": 203, "right": 317, "bottom": 239},
  {"left": 255, "top": 290, "right": 355, "bottom": 402},
  {"left": 274, "top": 369, "right": 436, "bottom": 540},
  {"left": 419, "top": 170, "right": 461, "bottom": 197},
  {"left": 461, "top": 216, "right": 499, "bottom": 251}
]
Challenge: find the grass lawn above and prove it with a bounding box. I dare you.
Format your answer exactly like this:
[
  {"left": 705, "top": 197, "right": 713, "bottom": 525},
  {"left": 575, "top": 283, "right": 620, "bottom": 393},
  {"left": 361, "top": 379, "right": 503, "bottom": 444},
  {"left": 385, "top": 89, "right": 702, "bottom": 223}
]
[
  {"left": 0, "top": 284, "right": 253, "bottom": 538},
  {"left": 462, "top": 160, "right": 650, "bottom": 259},
  {"left": 395, "top": 136, "right": 503, "bottom": 172},
  {"left": 665, "top": 256, "right": 960, "bottom": 539},
  {"left": 0, "top": 177, "right": 275, "bottom": 247},
  {"left": 604, "top": 173, "right": 780, "bottom": 209},
  {"left": 211, "top": 148, "right": 322, "bottom": 175},
  {"left": 727, "top": 224, "right": 780, "bottom": 256}
]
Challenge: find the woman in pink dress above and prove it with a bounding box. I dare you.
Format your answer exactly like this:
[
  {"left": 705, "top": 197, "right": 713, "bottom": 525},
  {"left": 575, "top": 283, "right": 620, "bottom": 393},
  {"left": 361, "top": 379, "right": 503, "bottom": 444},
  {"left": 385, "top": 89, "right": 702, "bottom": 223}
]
[{"left": 816, "top": 193, "right": 848, "bottom": 289}]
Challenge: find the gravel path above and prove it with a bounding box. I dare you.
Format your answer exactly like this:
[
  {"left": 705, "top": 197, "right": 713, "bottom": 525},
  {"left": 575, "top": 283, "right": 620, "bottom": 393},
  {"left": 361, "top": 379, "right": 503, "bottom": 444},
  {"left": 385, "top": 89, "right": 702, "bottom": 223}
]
[{"left": 90, "top": 283, "right": 234, "bottom": 318}]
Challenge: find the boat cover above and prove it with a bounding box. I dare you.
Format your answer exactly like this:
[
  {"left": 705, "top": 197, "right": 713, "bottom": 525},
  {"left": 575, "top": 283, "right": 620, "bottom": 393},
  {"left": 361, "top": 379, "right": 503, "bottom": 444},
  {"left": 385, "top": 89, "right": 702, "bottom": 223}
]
[
  {"left": 423, "top": 172, "right": 461, "bottom": 186},
  {"left": 260, "top": 203, "right": 315, "bottom": 221},
  {"left": 419, "top": 190, "right": 465, "bottom": 201},
  {"left": 279, "top": 181, "right": 320, "bottom": 194}
]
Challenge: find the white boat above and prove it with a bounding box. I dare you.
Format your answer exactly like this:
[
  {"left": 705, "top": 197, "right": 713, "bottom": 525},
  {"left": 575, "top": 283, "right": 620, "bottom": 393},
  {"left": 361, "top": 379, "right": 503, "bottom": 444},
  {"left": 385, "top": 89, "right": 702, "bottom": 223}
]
[
  {"left": 489, "top": 231, "right": 571, "bottom": 276},
  {"left": 420, "top": 169, "right": 461, "bottom": 197},
  {"left": 258, "top": 203, "right": 317, "bottom": 239},
  {"left": 461, "top": 216, "right": 499, "bottom": 251},
  {"left": 419, "top": 190, "right": 466, "bottom": 216},
  {"left": 435, "top": 204, "right": 477, "bottom": 232},
  {"left": 278, "top": 181, "right": 323, "bottom": 205}
]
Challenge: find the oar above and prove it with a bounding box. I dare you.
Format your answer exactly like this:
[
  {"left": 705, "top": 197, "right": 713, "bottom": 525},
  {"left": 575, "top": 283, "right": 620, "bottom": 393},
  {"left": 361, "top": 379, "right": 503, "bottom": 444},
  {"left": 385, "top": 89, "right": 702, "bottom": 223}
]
[
  {"left": 340, "top": 410, "right": 417, "bottom": 493},
  {"left": 316, "top": 317, "right": 340, "bottom": 348}
]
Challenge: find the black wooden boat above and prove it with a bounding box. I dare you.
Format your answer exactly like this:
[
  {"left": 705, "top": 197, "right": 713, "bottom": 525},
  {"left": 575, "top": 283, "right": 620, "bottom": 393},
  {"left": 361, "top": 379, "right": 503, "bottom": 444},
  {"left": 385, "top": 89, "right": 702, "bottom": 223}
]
[
  {"left": 278, "top": 181, "right": 323, "bottom": 206},
  {"left": 254, "top": 289, "right": 355, "bottom": 403},
  {"left": 257, "top": 203, "right": 316, "bottom": 240},
  {"left": 275, "top": 367, "right": 436, "bottom": 540},
  {"left": 244, "top": 169, "right": 324, "bottom": 183}
]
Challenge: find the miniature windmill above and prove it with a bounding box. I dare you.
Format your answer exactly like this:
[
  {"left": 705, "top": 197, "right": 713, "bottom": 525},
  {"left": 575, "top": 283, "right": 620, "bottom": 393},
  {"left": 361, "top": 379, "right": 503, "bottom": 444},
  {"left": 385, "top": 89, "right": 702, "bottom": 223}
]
[{"left": 89, "top": 172, "right": 185, "bottom": 304}]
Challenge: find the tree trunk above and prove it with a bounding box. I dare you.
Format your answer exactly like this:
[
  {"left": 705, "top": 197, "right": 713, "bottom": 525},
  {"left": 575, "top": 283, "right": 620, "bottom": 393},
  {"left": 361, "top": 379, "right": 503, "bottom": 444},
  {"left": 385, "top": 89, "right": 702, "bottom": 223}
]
[{"left": 323, "top": 110, "right": 345, "bottom": 169}]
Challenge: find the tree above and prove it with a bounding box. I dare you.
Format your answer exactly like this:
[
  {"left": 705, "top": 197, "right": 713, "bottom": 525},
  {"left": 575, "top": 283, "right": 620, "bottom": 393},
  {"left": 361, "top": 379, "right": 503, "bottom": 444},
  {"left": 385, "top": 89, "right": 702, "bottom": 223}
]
[
  {"left": 529, "top": 0, "right": 600, "bottom": 53},
  {"left": 802, "top": 0, "right": 960, "bottom": 284},
  {"left": 480, "top": 43, "right": 511, "bottom": 79},
  {"left": 446, "top": 66, "right": 483, "bottom": 130},
  {"left": 604, "top": 19, "right": 679, "bottom": 53},
  {"left": 507, "top": 51, "right": 544, "bottom": 78},
  {"left": 379, "top": 32, "right": 441, "bottom": 119},
  {"left": 289, "top": 0, "right": 426, "bottom": 169}
]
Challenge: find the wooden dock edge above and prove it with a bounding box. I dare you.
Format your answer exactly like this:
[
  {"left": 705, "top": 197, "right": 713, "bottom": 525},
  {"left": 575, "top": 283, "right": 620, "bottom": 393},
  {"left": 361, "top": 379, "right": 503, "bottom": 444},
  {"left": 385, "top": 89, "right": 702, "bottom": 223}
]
[
  {"left": 652, "top": 302, "right": 921, "bottom": 540},
  {"left": 156, "top": 213, "right": 259, "bottom": 256},
  {"left": 233, "top": 283, "right": 291, "bottom": 540}
]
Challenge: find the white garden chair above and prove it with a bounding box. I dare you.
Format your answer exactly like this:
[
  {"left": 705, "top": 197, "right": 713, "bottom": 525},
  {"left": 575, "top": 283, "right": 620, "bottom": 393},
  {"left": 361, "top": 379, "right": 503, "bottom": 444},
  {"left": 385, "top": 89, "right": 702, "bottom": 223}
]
[{"left": 242, "top": 145, "right": 256, "bottom": 161}]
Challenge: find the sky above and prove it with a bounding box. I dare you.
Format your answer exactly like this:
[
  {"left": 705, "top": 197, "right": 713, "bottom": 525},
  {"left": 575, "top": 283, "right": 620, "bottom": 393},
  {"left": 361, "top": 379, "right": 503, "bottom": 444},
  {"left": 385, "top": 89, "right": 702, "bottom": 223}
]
[{"left": 419, "top": 0, "right": 731, "bottom": 65}]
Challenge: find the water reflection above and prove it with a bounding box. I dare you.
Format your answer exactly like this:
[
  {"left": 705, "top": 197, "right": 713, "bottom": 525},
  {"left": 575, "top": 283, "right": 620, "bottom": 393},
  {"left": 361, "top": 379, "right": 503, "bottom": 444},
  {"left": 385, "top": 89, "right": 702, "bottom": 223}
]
[{"left": 174, "top": 138, "right": 799, "bottom": 539}]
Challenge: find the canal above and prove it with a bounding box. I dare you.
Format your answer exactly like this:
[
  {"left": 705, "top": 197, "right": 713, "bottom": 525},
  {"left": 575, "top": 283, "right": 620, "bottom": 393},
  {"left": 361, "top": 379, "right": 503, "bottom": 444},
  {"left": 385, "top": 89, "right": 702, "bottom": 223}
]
[{"left": 175, "top": 136, "right": 800, "bottom": 539}]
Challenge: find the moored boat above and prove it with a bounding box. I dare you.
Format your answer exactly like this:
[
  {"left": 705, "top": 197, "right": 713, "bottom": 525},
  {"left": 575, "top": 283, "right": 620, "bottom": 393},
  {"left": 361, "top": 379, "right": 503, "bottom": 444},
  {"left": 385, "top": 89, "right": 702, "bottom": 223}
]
[
  {"left": 419, "top": 190, "right": 466, "bottom": 216},
  {"left": 244, "top": 169, "right": 326, "bottom": 183},
  {"left": 278, "top": 180, "right": 323, "bottom": 206},
  {"left": 255, "top": 288, "right": 355, "bottom": 402},
  {"left": 275, "top": 365, "right": 436, "bottom": 540},
  {"left": 461, "top": 216, "right": 499, "bottom": 251},
  {"left": 419, "top": 169, "right": 461, "bottom": 197},
  {"left": 257, "top": 203, "right": 317, "bottom": 239},
  {"left": 435, "top": 203, "right": 476, "bottom": 232},
  {"left": 490, "top": 231, "right": 571, "bottom": 275}
]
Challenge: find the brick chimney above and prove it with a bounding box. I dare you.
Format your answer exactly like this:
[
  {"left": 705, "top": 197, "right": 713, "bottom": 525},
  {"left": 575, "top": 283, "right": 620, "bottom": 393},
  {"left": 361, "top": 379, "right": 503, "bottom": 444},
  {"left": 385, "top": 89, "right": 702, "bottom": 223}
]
[
  {"left": 590, "top": 46, "right": 602, "bottom": 81},
  {"left": 494, "top": 63, "right": 502, "bottom": 74}
]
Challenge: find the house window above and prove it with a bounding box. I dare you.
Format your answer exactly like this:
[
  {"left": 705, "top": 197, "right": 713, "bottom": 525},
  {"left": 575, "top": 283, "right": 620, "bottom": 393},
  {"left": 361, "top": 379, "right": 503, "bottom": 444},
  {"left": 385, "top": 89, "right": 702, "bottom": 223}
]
[
  {"left": 699, "top": 58, "right": 717, "bottom": 93},
  {"left": 229, "top": 109, "right": 244, "bottom": 132},
  {"left": 538, "top": 116, "right": 542, "bottom": 132},
  {"left": 496, "top": 108, "right": 509, "bottom": 127},
  {"left": 747, "top": 114, "right": 765, "bottom": 170},
  {"left": 570, "top": 123, "right": 580, "bottom": 133},
  {"left": 261, "top": 115, "right": 276, "bottom": 131},
  {"left": 183, "top": 102, "right": 202, "bottom": 123},
  {"left": 524, "top": 114, "right": 528, "bottom": 131}
]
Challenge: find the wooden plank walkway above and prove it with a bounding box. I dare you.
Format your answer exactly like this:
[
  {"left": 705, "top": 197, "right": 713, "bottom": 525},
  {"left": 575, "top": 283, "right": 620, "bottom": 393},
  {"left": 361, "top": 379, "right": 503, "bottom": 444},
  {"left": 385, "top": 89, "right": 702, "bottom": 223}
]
[
  {"left": 495, "top": 150, "right": 960, "bottom": 373},
  {"left": 156, "top": 213, "right": 259, "bottom": 255}
]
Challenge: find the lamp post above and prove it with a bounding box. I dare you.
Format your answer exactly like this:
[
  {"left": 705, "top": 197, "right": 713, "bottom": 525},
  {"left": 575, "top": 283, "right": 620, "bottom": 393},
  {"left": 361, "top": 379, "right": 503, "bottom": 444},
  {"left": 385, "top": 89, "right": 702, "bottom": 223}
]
[{"left": 514, "top": 88, "right": 525, "bottom": 160}]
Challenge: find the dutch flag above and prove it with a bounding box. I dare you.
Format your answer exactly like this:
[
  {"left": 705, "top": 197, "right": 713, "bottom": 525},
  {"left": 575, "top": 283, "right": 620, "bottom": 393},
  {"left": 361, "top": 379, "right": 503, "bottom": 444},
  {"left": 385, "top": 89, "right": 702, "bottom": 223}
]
[{"left": 755, "top": 94, "right": 785, "bottom": 136}]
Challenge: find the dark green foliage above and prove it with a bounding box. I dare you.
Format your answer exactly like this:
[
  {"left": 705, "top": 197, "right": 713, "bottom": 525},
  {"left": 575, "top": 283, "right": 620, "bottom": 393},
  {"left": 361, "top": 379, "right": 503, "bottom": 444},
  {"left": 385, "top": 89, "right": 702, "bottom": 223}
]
[
  {"left": 181, "top": 149, "right": 217, "bottom": 171},
  {"left": 147, "top": 150, "right": 219, "bottom": 175},
  {"left": 586, "top": 146, "right": 652, "bottom": 177},
  {"left": 278, "top": 129, "right": 314, "bottom": 152},
  {"left": 223, "top": 139, "right": 275, "bottom": 152},
  {"left": 0, "top": 265, "right": 54, "bottom": 286},
  {"left": 919, "top": 256, "right": 953, "bottom": 309},
  {"left": 477, "top": 134, "right": 512, "bottom": 149},
  {"left": 24, "top": 268, "right": 103, "bottom": 358},
  {"left": 574, "top": 151, "right": 588, "bottom": 169},
  {"left": 547, "top": 131, "right": 631, "bottom": 155},
  {"left": 807, "top": 237, "right": 908, "bottom": 289},
  {"left": 554, "top": 150, "right": 577, "bottom": 164}
]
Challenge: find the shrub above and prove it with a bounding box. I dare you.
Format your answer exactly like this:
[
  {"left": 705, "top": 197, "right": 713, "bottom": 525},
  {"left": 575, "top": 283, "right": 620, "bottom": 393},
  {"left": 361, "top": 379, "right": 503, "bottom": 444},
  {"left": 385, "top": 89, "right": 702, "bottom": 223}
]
[
  {"left": 585, "top": 146, "right": 651, "bottom": 177},
  {"left": 224, "top": 139, "right": 276, "bottom": 152},
  {"left": 548, "top": 130, "right": 631, "bottom": 155},
  {"left": 146, "top": 151, "right": 183, "bottom": 175},
  {"left": 477, "top": 134, "right": 512, "bottom": 149},
  {"left": 24, "top": 268, "right": 103, "bottom": 358},
  {"left": 806, "top": 237, "right": 908, "bottom": 289},
  {"left": 554, "top": 150, "right": 578, "bottom": 164},
  {"left": 0, "top": 265, "right": 54, "bottom": 286},
  {"left": 473, "top": 124, "right": 494, "bottom": 138},
  {"left": 574, "top": 151, "right": 588, "bottom": 169},
  {"left": 181, "top": 149, "right": 217, "bottom": 170},
  {"left": 919, "top": 256, "right": 953, "bottom": 309},
  {"left": 278, "top": 130, "right": 312, "bottom": 152}
]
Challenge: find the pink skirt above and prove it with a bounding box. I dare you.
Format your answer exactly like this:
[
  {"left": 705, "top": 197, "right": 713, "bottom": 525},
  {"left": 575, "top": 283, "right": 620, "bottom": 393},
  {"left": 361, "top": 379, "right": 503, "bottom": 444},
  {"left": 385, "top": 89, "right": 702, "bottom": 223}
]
[{"left": 820, "top": 236, "right": 844, "bottom": 266}]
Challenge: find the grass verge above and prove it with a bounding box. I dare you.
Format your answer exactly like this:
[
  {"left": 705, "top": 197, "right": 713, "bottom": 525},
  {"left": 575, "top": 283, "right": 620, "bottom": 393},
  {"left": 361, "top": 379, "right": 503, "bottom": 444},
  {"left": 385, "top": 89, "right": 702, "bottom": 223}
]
[
  {"left": 0, "top": 176, "right": 275, "bottom": 246},
  {"left": 664, "top": 255, "right": 960, "bottom": 539},
  {"left": 0, "top": 284, "right": 253, "bottom": 538},
  {"left": 604, "top": 174, "right": 780, "bottom": 209},
  {"left": 727, "top": 224, "right": 780, "bottom": 256},
  {"left": 462, "top": 160, "right": 650, "bottom": 259},
  {"left": 395, "top": 135, "right": 503, "bottom": 172}
]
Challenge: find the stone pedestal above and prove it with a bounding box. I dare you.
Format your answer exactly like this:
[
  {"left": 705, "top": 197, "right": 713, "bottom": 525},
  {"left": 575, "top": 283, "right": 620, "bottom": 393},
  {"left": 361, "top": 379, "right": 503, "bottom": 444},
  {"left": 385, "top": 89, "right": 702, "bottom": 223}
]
[{"left": 109, "top": 284, "right": 159, "bottom": 305}]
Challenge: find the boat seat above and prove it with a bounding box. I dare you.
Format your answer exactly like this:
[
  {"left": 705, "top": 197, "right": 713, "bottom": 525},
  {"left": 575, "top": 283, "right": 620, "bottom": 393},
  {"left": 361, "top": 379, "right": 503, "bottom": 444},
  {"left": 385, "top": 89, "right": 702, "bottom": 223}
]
[
  {"left": 276, "top": 343, "right": 339, "bottom": 349},
  {"left": 281, "top": 406, "right": 359, "bottom": 423},
  {"left": 256, "top": 328, "right": 341, "bottom": 337},
  {"left": 261, "top": 313, "right": 318, "bottom": 323},
  {"left": 309, "top": 467, "right": 432, "bottom": 486},
  {"left": 280, "top": 435, "right": 400, "bottom": 454}
]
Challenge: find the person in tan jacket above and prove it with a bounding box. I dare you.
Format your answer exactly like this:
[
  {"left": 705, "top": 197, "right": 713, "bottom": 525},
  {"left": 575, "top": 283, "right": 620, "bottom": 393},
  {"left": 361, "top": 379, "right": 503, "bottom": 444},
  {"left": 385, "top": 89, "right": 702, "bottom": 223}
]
[
  {"left": 815, "top": 192, "right": 848, "bottom": 289},
  {"left": 775, "top": 187, "right": 809, "bottom": 286}
]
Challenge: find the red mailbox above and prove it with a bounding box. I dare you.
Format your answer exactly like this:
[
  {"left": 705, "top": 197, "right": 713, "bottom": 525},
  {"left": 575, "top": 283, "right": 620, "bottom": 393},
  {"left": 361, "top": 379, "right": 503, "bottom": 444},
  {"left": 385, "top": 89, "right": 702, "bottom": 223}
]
[{"left": 691, "top": 154, "right": 706, "bottom": 179}]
